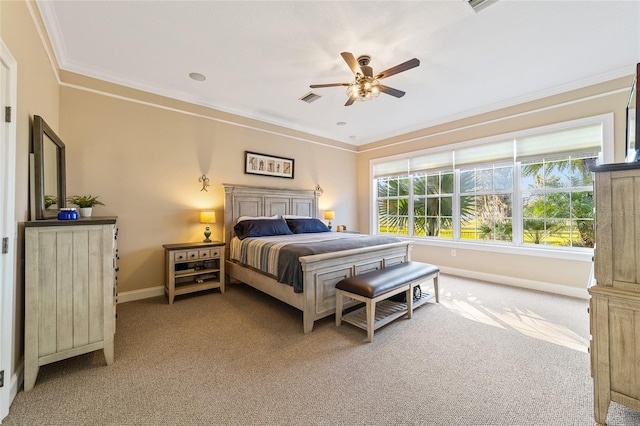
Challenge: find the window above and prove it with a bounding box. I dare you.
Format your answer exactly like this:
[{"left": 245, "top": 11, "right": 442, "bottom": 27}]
[
  {"left": 413, "top": 171, "right": 454, "bottom": 237},
  {"left": 459, "top": 164, "right": 514, "bottom": 242},
  {"left": 377, "top": 176, "right": 410, "bottom": 235},
  {"left": 521, "top": 154, "right": 594, "bottom": 247},
  {"left": 372, "top": 116, "right": 608, "bottom": 252}
]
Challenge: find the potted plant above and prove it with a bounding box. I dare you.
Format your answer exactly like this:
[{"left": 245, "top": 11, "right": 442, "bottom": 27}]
[{"left": 67, "top": 195, "right": 105, "bottom": 218}]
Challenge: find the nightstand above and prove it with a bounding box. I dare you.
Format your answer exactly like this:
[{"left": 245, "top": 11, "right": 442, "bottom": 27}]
[{"left": 163, "top": 241, "right": 225, "bottom": 304}]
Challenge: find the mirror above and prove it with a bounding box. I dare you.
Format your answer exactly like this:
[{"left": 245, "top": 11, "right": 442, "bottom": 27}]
[
  {"left": 625, "top": 77, "right": 637, "bottom": 161},
  {"left": 32, "top": 115, "right": 66, "bottom": 219}
]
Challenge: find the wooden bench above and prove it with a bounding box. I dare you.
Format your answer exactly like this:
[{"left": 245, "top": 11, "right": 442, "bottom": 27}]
[{"left": 335, "top": 261, "right": 439, "bottom": 342}]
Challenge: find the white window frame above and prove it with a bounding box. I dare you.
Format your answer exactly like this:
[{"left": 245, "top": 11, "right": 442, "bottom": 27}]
[{"left": 370, "top": 113, "right": 614, "bottom": 262}]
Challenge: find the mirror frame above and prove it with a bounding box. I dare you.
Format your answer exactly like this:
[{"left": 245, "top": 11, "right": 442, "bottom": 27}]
[
  {"left": 33, "top": 115, "right": 66, "bottom": 220},
  {"left": 636, "top": 63, "right": 640, "bottom": 153},
  {"left": 624, "top": 63, "right": 640, "bottom": 162}
]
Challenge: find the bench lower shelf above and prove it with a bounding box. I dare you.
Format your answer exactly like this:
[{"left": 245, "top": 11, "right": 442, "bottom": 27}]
[{"left": 340, "top": 291, "right": 436, "bottom": 331}]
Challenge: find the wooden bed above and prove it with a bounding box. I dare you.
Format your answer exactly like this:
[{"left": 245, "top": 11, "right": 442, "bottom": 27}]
[{"left": 223, "top": 184, "right": 413, "bottom": 333}]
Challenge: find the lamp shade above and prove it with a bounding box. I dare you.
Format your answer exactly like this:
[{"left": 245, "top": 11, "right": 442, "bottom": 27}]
[
  {"left": 324, "top": 210, "right": 335, "bottom": 220},
  {"left": 199, "top": 211, "right": 216, "bottom": 224}
]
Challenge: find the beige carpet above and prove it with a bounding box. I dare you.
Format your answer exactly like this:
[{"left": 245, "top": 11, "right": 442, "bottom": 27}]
[{"left": 4, "top": 275, "right": 640, "bottom": 425}]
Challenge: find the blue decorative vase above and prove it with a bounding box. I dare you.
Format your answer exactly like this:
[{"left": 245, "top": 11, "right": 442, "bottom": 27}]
[{"left": 58, "top": 208, "right": 79, "bottom": 220}]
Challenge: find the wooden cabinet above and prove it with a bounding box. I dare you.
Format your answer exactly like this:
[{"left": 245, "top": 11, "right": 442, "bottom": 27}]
[
  {"left": 24, "top": 217, "right": 118, "bottom": 391},
  {"left": 590, "top": 164, "right": 640, "bottom": 424},
  {"left": 163, "top": 241, "right": 225, "bottom": 304}
]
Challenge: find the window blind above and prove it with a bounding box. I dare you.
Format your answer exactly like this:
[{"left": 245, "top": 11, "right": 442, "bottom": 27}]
[
  {"left": 516, "top": 124, "right": 602, "bottom": 159},
  {"left": 409, "top": 151, "right": 453, "bottom": 173},
  {"left": 454, "top": 140, "right": 514, "bottom": 167},
  {"left": 373, "top": 158, "right": 409, "bottom": 178}
]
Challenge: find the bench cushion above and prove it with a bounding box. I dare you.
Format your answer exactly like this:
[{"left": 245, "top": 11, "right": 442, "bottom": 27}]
[{"left": 335, "top": 261, "right": 439, "bottom": 299}]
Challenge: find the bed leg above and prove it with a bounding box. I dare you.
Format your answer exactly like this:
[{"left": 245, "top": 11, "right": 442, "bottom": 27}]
[{"left": 303, "top": 313, "right": 314, "bottom": 334}]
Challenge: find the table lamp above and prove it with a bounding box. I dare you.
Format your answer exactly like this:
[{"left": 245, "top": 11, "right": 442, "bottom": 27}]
[
  {"left": 324, "top": 210, "right": 335, "bottom": 230},
  {"left": 199, "top": 210, "right": 216, "bottom": 242}
]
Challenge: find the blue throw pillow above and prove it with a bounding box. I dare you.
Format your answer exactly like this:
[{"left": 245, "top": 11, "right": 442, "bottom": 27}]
[
  {"left": 285, "top": 218, "right": 330, "bottom": 234},
  {"left": 234, "top": 218, "right": 293, "bottom": 240}
]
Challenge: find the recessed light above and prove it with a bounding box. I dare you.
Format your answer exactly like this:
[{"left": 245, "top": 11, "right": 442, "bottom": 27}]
[
  {"left": 189, "top": 72, "right": 206, "bottom": 81},
  {"left": 336, "top": 122, "right": 347, "bottom": 126}
]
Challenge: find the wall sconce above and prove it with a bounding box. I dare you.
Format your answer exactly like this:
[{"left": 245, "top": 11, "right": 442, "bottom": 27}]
[
  {"left": 315, "top": 184, "right": 324, "bottom": 195},
  {"left": 198, "top": 175, "right": 210, "bottom": 192},
  {"left": 199, "top": 210, "right": 216, "bottom": 242},
  {"left": 324, "top": 210, "right": 335, "bottom": 230}
]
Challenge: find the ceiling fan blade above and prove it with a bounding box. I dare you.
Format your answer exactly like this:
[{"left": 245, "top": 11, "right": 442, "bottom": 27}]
[
  {"left": 375, "top": 58, "right": 420, "bottom": 80},
  {"left": 341, "top": 52, "right": 360, "bottom": 75},
  {"left": 379, "top": 85, "right": 406, "bottom": 98},
  {"left": 360, "top": 65, "right": 374, "bottom": 78},
  {"left": 310, "top": 83, "right": 350, "bottom": 88},
  {"left": 344, "top": 96, "right": 356, "bottom": 106}
]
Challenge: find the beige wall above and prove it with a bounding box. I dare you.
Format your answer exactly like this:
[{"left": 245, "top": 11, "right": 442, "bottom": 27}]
[
  {"left": 3, "top": 0, "right": 59, "bottom": 220},
  {"left": 356, "top": 77, "right": 633, "bottom": 294},
  {"left": 1, "top": 0, "right": 60, "bottom": 384},
  {"left": 59, "top": 81, "right": 357, "bottom": 293}
]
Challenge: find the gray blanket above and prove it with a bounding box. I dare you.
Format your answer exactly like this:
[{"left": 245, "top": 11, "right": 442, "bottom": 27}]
[{"left": 278, "top": 235, "right": 401, "bottom": 292}]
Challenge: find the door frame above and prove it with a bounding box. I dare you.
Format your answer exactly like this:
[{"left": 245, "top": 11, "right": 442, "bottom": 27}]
[{"left": 0, "top": 39, "right": 18, "bottom": 423}]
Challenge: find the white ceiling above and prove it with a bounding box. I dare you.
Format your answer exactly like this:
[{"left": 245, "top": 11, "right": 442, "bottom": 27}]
[{"left": 37, "top": 1, "right": 640, "bottom": 146}]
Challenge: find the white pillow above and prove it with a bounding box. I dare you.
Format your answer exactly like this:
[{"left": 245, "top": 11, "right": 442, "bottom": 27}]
[
  {"left": 282, "top": 214, "right": 312, "bottom": 219},
  {"left": 236, "top": 215, "right": 279, "bottom": 224}
]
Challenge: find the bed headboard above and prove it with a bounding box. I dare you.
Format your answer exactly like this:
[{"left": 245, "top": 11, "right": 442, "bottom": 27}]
[{"left": 222, "top": 184, "right": 321, "bottom": 252}]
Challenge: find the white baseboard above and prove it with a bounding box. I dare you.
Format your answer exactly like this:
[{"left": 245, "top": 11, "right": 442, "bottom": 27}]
[
  {"left": 117, "top": 286, "right": 164, "bottom": 304},
  {"left": 2, "top": 360, "right": 23, "bottom": 423},
  {"left": 439, "top": 266, "right": 590, "bottom": 300},
  {"left": 116, "top": 270, "right": 590, "bottom": 304}
]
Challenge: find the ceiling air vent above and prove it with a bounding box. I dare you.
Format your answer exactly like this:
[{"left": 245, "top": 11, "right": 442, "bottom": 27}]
[
  {"left": 300, "top": 92, "right": 322, "bottom": 103},
  {"left": 468, "top": 0, "right": 498, "bottom": 13}
]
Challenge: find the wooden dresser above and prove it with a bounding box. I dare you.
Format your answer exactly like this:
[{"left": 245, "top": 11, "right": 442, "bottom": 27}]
[
  {"left": 590, "top": 163, "right": 640, "bottom": 425},
  {"left": 24, "top": 217, "right": 118, "bottom": 391}
]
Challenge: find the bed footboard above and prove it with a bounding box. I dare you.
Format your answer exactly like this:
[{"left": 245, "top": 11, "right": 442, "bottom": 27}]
[
  {"left": 300, "top": 241, "right": 412, "bottom": 333},
  {"left": 227, "top": 241, "right": 412, "bottom": 333}
]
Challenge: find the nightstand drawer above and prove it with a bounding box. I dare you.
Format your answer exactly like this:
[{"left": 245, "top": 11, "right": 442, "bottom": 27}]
[
  {"left": 174, "top": 251, "right": 188, "bottom": 261},
  {"left": 197, "top": 248, "right": 221, "bottom": 259},
  {"left": 175, "top": 250, "right": 201, "bottom": 261}
]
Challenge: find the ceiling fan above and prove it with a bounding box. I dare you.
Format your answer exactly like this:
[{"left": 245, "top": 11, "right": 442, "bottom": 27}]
[{"left": 310, "top": 52, "right": 420, "bottom": 106}]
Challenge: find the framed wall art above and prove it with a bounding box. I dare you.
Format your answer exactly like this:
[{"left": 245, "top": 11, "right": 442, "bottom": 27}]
[{"left": 244, "top": 151, "right": 294, "bottom": 179}]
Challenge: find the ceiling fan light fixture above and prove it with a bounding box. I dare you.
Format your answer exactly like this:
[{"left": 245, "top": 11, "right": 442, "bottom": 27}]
[{"left": 346, "top": 76, "right": 381, "bottom": 101}]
